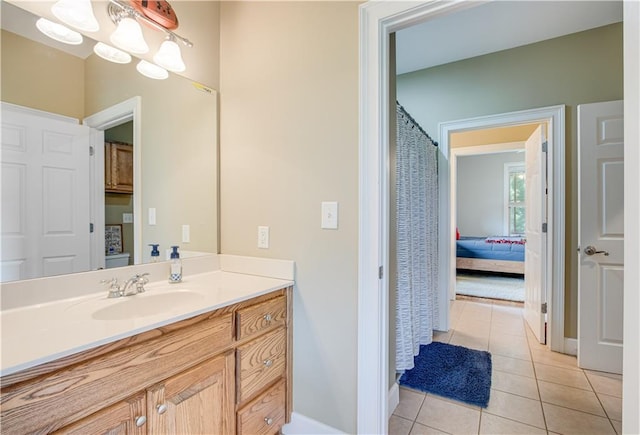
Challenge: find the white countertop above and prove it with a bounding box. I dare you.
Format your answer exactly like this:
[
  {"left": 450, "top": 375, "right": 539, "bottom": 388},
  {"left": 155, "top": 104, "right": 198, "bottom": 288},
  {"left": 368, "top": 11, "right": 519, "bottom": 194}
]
[{"left": 0, "top": 258, "right": 294, "bottom": 377}]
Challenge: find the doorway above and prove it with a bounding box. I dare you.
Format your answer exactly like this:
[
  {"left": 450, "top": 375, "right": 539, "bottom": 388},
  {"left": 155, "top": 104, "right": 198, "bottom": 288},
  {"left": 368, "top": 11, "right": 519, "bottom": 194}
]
[
  {"left": 452, "top": 138, "right": 529, "bottom": 305},
  {"left": 83, "top": 97, "right": 142, "bottom": 269},
  {"left": 441, "top": 106, "right": 565, "bottom": 349}
]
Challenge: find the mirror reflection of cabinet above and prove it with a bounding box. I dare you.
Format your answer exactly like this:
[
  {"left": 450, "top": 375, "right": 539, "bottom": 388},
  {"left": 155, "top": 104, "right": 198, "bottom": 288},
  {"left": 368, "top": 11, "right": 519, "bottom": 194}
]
[{"left": 105, "top": 142, "right": 134, "bottom": 193}]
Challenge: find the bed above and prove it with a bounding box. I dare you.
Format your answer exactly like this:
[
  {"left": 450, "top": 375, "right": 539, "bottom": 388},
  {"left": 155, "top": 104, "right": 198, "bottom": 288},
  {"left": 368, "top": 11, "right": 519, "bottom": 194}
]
[{"left": 456, "top": 236, "right": 525, "bottom": 274}]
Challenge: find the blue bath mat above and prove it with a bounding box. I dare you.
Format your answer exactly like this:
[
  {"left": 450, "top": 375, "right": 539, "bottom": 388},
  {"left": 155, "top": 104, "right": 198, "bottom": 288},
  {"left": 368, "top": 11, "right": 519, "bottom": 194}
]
[{"left": 399, "top": 342, "right": 492, "bottom": 407}]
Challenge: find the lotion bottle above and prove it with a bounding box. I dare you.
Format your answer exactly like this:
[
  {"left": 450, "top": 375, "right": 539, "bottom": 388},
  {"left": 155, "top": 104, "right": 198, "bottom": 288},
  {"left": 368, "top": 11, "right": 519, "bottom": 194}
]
[{"left": 169, "top": 246, "right": 182, "bottom": 283}]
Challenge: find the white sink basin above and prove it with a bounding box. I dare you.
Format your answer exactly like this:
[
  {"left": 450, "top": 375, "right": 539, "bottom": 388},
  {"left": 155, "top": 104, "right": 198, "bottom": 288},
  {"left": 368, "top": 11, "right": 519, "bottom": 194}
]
[{"left": 65, "top": 289, "right": 207, "bottom": 321}]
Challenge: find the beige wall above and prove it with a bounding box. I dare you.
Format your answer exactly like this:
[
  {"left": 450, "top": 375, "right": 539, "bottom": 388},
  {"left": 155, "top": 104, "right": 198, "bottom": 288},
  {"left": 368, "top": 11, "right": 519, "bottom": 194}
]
[
  {"left": 1, "top": 30, "right": 85, "bottom": 119},
  {"left": 219, "top": 2, "right": 360, "bottom": 432},
  {"left": 451, "top": 124, "right": 540, "bottom": 148},
  {"left": 397, "top": 23, "right": 623, "bottom": 338}
]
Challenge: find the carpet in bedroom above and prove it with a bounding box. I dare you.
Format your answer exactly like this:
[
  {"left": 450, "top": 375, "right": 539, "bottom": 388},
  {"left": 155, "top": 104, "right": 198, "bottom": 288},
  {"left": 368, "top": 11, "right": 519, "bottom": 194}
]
[
  {"left": 399, "top": 342, "right": 492, "bottom": 408},
  {"left": 456, "top": 272, "right": 524, "bottom": 302}
]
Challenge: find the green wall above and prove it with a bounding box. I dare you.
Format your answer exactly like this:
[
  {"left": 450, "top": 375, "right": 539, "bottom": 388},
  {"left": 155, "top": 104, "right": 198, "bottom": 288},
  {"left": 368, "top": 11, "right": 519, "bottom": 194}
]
[{"left": 396, "top": 23, "right": 623, "bottom": 339}]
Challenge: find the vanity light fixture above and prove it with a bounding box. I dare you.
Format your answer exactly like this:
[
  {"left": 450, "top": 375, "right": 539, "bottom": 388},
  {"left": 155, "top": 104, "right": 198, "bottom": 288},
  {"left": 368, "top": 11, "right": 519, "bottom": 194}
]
[
  {"left": 110, "top": 16, "right": 149, "bottom": 54},
  {"left": 153, "top": 36, "right": 185, "bottom": 72},
  {"left": 35, "top": 17, "right": 83, "bottom": 45},
  {"left": 136, "top": 60, "right": 169, "bottom": 80},
  {"left": 107, "top": 0, "right": 192, "bottom": 71},
  {"left": 94, "top": 42, "right": 132, "bottom": 64},
  {"left": 51, "top": 0, "right": 99, "bottom": 33}
]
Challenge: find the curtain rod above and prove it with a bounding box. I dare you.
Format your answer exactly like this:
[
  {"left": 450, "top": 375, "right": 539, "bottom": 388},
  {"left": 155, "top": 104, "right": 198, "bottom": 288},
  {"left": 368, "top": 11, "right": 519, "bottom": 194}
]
[{"left": 396, "top": 101, "right": 438, "bottom": 147}]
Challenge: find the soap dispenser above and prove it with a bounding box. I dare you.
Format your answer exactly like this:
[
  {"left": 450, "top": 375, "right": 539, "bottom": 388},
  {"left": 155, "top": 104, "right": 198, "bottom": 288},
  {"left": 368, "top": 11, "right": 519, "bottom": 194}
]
[
  {"left": 169, "top": 246, "right": 182, "bottom": 283},
  {"left": 149, "top": 244, "right": 160, "bottom": 263}
]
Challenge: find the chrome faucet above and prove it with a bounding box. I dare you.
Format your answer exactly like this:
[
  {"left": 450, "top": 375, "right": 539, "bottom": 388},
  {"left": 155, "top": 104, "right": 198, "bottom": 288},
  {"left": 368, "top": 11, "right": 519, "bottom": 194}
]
[
  {"left": 122, "top": 273, "right": 150, "bottom": 296},
  {"left": 102, "top": 273, "right": 150, "bottom": 298}
]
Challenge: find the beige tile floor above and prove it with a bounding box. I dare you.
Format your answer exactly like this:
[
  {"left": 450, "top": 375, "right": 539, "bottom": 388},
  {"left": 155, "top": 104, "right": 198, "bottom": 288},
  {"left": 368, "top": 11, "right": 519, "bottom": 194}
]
[{"left": 390, "top": 298, "right": 623, "bottom": 435}]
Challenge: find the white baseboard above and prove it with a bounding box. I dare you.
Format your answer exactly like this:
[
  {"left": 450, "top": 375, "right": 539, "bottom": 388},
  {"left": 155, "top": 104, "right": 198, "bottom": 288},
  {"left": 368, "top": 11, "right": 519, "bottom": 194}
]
[
  {"left": 564, "top": 338, "right": 578, "bottom": 356},
  {"left": 388, "top": 382, "right": 399, "bottom": 418},
  {"left": 281, "top": 412, "right": 345, "bottom": 434}
]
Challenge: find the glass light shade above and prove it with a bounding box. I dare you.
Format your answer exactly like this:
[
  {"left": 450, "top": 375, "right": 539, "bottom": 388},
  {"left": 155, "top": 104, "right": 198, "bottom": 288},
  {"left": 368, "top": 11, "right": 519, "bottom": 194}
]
[
  {"left": 51, "top": 0, "right": 99, "bottom": 32},
  {"left": 35, "top": 18, "right": 83, "bottom": 45},
  {"left": 153, "top": 39, "right": 186, "bottom": 72},
  {"left": 94, "top": 42, "right": 132, "bottom": 64},
  {"left": 136, "top": 60, "right": 168, "bottom": 80},
  {"left": 110, "top": 17, "right": 149, "bottom": 54}
]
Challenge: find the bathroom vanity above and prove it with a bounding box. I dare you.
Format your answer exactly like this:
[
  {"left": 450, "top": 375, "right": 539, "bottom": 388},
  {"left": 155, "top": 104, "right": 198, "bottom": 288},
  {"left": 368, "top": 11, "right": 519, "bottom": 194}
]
[{"left": 0, "top": 255, "right": 293, "bottom": 434}]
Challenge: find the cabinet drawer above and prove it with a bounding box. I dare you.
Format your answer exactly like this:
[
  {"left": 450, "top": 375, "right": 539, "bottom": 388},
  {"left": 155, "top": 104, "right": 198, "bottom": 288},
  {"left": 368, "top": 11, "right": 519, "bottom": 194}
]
[
  {"left": 236, "top": 296, "right": 286, "bottom": 341},
  {"left": 237, "top": 327, "right": 286, "bottom": 403},
  {"left": 237, "top": 379, "right": 286, "bottom": 435}
]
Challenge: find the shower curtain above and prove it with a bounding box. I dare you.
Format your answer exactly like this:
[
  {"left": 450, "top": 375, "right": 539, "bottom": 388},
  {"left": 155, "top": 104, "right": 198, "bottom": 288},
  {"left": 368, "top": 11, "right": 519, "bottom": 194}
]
[{"left": 395, "top": 103, "right": 439, "bottom": 371}]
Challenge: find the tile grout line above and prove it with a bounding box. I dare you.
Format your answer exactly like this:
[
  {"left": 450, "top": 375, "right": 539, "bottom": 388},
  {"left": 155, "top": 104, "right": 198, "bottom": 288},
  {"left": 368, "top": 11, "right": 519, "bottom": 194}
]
[
  {"left": 523, "top": 311, "right": 549, "bottom": 433},
  {"left": 583, "top": 368, "right": 620, "bottom": 434}
]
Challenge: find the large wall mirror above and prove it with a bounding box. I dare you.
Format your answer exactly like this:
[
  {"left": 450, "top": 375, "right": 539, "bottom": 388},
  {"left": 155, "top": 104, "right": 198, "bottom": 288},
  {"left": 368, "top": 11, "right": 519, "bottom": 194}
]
[{"left": 1, "top": 1, "right": 219, "bottom": 283}]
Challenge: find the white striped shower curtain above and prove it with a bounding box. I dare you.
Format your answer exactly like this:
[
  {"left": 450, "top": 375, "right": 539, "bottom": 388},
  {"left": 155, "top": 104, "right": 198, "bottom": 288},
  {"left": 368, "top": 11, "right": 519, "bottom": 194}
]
[{"left": 395, "top": 103, "right": 439, "bottom": 371}]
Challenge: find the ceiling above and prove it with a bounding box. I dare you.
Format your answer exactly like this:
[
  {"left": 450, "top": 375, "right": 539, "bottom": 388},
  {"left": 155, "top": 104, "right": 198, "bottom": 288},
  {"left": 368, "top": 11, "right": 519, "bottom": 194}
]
[{"left": 396, "top": 1, "right": 623, "bottom": 75}]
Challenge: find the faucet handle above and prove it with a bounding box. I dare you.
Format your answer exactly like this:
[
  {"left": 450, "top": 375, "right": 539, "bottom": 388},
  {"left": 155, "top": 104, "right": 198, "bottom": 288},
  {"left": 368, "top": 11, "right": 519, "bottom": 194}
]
[
  {"left": 135, "top": 273, "right": 150, "bottom": 293},
  {"left": 101, "top": 278, "right": 122, "bottom": 298}
]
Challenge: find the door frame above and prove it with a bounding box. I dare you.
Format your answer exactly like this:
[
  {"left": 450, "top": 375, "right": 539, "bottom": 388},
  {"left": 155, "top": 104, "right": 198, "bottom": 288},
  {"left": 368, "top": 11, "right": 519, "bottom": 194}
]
[
  {"left": 83, "top": 97, "right": 142, "bottom": 268},
  {"left": 357, "top": 1, "right": 639, "bottom": 434},
  {"left": 442, "top": 106, "right": 566, "bottom": 351}
]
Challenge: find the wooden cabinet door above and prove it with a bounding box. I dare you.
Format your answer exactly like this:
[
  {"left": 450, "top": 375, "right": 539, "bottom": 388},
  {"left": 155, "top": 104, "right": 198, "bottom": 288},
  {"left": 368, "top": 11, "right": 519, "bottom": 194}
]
[
  {"left": 55, "top": 392, "right": 146, "bottom": 435},
  {"left": 147, "top": 352, "right": 235, "bottom": 435},
  {"left": 105, "top": 142, "right": 133, "bottom": 193},
  {"left": 110, "top": 143, "right": 133, "bottom": 193}
]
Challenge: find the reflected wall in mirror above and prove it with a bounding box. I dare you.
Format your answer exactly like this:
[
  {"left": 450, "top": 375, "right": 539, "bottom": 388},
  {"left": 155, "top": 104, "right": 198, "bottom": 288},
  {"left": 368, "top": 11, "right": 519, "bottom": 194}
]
[{"left": 0, "top": 3, "right": 218, "bottom": 283}]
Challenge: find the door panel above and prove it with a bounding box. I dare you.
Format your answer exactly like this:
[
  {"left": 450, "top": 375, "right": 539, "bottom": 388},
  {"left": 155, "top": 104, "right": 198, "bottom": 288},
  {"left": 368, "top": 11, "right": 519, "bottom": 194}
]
[
  {"left": 523, "top": 125, "right": 547, "bottom": 343},
  {"left": 1, "top": 104, "right": 90, "bottom": 282},
  {"left": 578, "top": 100, "right": 624, "bottom": 374}
]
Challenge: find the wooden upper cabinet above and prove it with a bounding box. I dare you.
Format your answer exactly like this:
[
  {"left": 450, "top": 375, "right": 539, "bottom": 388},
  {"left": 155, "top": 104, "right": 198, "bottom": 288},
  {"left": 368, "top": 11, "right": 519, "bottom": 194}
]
[{"left": 105, "top": 142, "right": 133, "bottom": 193}]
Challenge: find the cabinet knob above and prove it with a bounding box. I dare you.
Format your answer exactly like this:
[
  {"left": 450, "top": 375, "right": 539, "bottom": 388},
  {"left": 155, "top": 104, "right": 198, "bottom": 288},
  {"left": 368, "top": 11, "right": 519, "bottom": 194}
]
[
  {"left": 263, "top": 359, "right": 273, "bottom": 368},
  {"left": 264, "top": 313, "right": 272, "bottom": 322},
  {"left": 156, "top": 403, "right": 168, "bottom": 414},
  {"left": 264, "top": 417, "right": 274, "bottom": 426},
  {"left": 135, "top": 416, "right": 147, "bottom": 427}
]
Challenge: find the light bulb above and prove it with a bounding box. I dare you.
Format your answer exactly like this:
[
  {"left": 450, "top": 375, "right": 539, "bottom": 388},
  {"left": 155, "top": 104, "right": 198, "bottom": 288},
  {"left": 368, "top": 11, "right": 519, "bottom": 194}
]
[
  {"left": 94, "top": 42, "right": 132, "bottom": 64},
  {"left": 110, "top": 17, "right": 149, "bottom": 54},
  {"left": 35, "top": 18, "right": 83, "bottom": 45},
  {"left": 153, "top": 39, "right": 186, "bottom": 72},
  {"left": 136, "top": 60, "right": 168, "bottom": 80},
  {"left": 51, "top": 0, "right": 99, "bottom": 32}
]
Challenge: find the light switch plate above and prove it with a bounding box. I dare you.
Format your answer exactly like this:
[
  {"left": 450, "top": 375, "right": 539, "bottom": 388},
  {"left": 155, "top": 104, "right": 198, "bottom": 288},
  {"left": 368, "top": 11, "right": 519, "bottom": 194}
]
[
  {"left": 148, "top": 208, "right": 156, "bottom": 225},
  {"left": 122, "top": 213, "right": 133, "bottom": 224},
  {"left": 321, "top": 201, "right": 338, "bottom": 229},
  {"left": 182, "top": 225, "right": 190, "bottom": 243},
  {"left": 258, "top": 226, "right": 269, "bottom": 249}
]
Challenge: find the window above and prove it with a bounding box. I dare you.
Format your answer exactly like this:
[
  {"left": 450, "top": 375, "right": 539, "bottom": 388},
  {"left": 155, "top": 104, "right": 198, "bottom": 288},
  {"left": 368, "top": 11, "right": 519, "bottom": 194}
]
[{"left": 505, "top": 163, "right": 525, "bottom": 235}]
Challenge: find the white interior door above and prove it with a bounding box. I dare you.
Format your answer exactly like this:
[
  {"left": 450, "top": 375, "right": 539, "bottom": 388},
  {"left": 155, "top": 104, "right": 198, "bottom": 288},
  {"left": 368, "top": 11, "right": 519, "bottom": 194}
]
[
  {"left": 524, "top": 125, "right": 547, "bottom": 343},
  {"left": 578, "top": 100, "right": 624, "bottom": 374},
  {"left": 1, "top": 103, "right": 91, "bottom": 282}
]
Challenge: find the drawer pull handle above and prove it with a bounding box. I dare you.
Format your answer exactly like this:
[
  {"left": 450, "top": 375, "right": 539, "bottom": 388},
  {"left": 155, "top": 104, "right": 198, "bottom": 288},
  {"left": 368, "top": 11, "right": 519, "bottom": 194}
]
[
  {"left": 264, "top": 417, "right": 274, "bottom": 426},
  {"left": 264, "top": 313, "right": 272, "bottom": 322},
  {"left": 264, "top": 359, "right": 273, "bottom": 368},
  {"left": 156, "top": 404, "right": 168, "bottom": 415},
  {"left": 135, "top": 416, "right": 147, "bottom": 427}
]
